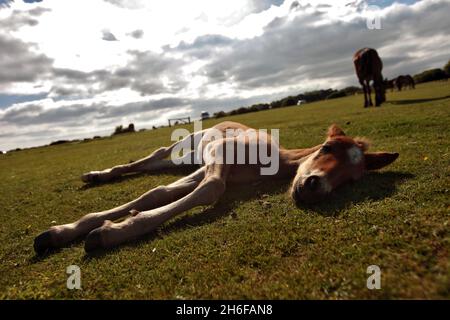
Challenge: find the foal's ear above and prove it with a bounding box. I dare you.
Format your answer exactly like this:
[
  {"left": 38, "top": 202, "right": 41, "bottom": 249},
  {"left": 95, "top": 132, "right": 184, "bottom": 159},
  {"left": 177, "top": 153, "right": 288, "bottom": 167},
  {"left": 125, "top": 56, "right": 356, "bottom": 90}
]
[
  {"left": 327, "top": 124, "right": 346, "bottom": 138},
  {"left": 364, "top": 152, "right": 399, "bottom": 170}
]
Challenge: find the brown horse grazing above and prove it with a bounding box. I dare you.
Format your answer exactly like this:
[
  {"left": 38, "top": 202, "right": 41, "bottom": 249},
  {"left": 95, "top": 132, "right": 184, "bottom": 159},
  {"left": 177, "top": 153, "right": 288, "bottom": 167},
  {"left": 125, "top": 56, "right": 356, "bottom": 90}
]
[
  {"left": 394, "top": 75, "right": 415, "bottom": 91},
  {"left": 34, "top": 121, "right": 399, "bottom": 254},
  {"left": 353, "top": 48, "right": 386, "bottom": 107}
]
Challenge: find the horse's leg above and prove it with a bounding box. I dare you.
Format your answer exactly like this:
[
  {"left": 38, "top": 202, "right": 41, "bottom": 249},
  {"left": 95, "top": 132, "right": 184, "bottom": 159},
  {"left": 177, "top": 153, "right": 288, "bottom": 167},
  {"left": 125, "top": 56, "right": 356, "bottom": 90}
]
[
  {"left": 81, "top": 147, "right": 174, "bottom": 183},
  {"left": 84, "top": 163, "right": 230, "bottom": 252},
  {"left": 374, "top": 76, "right": 384, "bottom": 106},
  {"left": 82, "top": 130, "right": 205, "bottom": 183},
  {"left": 34, "top": 167, "right": 206, "bottom": 254},
  {"left": 375, "top": 87, "right": 381, "bottom": 106},
  {"left": 366, "top": 80, "right": 373, "bottom": 106},
  {"left": 361, "top": 81, "right": 368, "bottom": 108}
]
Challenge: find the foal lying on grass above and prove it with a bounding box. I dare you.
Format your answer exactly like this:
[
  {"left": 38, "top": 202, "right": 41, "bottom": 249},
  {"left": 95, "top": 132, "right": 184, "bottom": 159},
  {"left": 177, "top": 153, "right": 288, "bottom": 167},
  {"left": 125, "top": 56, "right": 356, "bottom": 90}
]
[{"left": 34, "top": 121, "right": 399, "bottom": 254}]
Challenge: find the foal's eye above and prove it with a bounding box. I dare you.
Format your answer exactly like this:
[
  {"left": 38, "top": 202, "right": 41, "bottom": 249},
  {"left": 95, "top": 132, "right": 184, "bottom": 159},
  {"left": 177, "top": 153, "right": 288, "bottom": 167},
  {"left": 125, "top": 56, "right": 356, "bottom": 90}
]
[{"left": 321, "top": 144, "right": 332, "bottom": 153}]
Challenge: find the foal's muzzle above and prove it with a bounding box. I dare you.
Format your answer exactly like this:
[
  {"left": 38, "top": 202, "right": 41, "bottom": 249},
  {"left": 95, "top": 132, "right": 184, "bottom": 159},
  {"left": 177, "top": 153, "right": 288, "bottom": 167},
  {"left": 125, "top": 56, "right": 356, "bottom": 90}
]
[{"left": 292, "top": 175, "right": 327, "bottom": 205}]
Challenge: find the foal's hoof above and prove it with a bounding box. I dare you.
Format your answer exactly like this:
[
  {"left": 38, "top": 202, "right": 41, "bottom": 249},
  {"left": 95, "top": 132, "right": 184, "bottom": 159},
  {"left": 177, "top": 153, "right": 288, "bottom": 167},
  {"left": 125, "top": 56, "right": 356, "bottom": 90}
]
[
  {"left": 81, "top": 172, "right": 100, "bottom": 183},
  {"left": 34, "top": 230, "right": 55, "bottom": 255},
  {"left": 85, "top": 229, "right": 105, "bottom": 253}
]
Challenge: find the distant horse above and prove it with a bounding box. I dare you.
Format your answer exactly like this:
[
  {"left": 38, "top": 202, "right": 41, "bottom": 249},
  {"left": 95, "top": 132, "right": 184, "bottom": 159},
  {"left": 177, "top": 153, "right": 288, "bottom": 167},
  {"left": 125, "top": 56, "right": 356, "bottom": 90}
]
[
  {"left": 353, "top": 48, "right": 386, "bottom": 107},
  {"left": 384, "top": 78, "right": 395, "bottom": 92},
  {"left": 394, "top": 75, "right": 415, "bottom": 91}
]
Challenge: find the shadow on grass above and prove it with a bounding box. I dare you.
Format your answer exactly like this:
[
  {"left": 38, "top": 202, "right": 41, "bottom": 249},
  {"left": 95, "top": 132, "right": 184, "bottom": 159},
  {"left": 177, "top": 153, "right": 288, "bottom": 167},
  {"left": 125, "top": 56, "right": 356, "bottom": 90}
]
[
  {"left": 29, "top": 249, "right": 63, "bottom": 263},
  {"left": 389, "top": 95, "right": 450, "bottom": 106},
  {"left": 299, "top": 171, "right": 414, "bottom": 216},
  {"left": 78, "top": 165, "right": 199, "bottom": 190},
  {"left": 28, "top": 236, "right": 89, "bottom": 264},
  {"left": 82, "top": 171, "right": 413, "bottom": 259}
]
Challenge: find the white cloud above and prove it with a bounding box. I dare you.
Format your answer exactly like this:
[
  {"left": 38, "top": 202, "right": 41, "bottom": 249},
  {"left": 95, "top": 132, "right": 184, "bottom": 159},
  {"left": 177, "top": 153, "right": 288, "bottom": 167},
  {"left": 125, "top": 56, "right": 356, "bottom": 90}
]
[{"left": 0, "top": 0, "right": 449, "bottom": 151}]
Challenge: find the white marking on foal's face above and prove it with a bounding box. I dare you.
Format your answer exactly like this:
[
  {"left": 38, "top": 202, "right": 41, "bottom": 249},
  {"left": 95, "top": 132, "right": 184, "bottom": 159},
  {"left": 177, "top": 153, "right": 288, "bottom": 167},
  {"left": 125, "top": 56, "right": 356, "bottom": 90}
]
[{"left": 347, "top": 146, "right": 363, "bottom": 165}]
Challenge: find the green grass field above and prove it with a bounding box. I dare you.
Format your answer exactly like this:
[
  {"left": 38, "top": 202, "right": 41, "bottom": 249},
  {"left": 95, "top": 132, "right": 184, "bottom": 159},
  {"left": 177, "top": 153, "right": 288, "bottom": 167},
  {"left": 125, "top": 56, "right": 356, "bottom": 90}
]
[{"left": 0, "top": 81, "right": 449, "bottom": 299}]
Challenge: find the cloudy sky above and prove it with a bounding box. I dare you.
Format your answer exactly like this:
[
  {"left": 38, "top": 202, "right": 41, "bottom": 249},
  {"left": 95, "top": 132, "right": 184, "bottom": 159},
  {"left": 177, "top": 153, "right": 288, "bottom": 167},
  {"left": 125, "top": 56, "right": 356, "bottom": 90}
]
[{"left": 0, "top": 0, "right": 449, "bottom": 150}]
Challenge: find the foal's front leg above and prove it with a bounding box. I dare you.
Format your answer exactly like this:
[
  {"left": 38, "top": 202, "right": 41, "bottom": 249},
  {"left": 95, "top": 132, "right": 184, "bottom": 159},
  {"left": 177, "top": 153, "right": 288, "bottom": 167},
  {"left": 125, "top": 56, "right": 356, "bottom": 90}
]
[
  {"left": 84, "top": 165, "right": 229, "bottom": 252},
  {"left": 34, "top": 168, "right": 205, "bottom": 254}
]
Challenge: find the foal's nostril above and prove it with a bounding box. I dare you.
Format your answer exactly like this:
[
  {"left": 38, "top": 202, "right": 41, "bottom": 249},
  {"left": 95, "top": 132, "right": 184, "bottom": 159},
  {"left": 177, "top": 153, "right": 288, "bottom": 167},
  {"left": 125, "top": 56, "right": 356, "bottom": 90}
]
[{"left": 304, "top": 175, "right": 320, "bottom": 191}]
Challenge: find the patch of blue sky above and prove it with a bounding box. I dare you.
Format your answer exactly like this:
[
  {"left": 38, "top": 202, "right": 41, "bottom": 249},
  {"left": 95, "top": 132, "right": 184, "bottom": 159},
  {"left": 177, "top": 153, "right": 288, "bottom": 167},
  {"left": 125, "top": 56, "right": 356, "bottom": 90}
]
[{"left": 0, "top": 93, "right": 48, "bottom": 109}]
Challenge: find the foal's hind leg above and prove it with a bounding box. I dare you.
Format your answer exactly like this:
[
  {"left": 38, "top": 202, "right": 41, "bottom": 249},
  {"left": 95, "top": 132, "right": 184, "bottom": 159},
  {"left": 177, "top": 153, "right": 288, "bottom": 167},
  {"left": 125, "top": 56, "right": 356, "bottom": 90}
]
[
  {"left": 34, "top": 168, "right": 206, "bottom": 254},
  {"left": 82, "top": 131, "right": 204, "bottom": 183},
  {"left": 81, "top": 146, "right": 175, "bottom": 183}
]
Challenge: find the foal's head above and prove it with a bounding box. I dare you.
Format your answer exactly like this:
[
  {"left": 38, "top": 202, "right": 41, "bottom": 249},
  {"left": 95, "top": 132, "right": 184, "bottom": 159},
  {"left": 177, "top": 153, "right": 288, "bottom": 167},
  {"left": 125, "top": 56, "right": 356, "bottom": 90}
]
[{"left": 291, "top": 124, "right": 398, "bottom": 205}]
